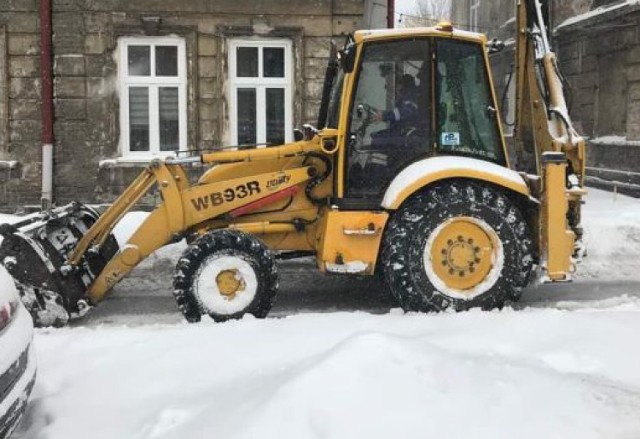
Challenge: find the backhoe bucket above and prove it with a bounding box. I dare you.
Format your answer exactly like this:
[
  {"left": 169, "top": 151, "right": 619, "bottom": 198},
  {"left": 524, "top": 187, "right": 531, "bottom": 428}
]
[{"left": 0, "top": 203, "right": 120, "bottom": 326}]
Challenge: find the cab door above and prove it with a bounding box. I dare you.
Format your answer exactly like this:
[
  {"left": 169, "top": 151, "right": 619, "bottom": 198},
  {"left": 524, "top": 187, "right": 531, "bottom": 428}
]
[{"left": 343, "top": 38, "right": 432, "bottom": 204}]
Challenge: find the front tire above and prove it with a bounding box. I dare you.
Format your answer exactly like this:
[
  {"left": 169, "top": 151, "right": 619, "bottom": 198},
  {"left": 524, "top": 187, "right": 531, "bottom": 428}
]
[
  {"left": 173, "top": 230, "right": 279, "bottom": 322},
  {"left": 382, "top": 180, "right": 533, "bottom": 313}
]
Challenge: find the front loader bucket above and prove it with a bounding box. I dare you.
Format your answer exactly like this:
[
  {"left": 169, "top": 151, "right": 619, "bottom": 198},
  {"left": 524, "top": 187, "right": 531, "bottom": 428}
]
[{"left": 0, "top": 203, "right": 120, "bottom": 326}]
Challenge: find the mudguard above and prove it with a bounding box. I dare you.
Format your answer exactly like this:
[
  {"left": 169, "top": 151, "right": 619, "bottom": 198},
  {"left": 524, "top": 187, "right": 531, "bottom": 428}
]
[{"left": 381, "top": 156, "right": 530, "bottom": 210}]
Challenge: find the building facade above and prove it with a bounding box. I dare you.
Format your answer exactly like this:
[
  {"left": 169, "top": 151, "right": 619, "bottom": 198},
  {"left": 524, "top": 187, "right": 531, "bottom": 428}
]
[
  {"left": 451, "top": 0, "right": 640, "bottom": 195},
  {"left": 0, "top": 0, "right": 386, "bottom": 210}
]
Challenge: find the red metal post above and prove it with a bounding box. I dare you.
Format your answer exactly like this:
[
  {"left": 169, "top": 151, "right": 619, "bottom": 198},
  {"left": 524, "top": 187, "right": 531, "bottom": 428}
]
[
  {"left": 40, "top": 0, "right": 54, "bottom": 209},
  {"left": 387, "top": 0, "right": 395, "bottom": 28}
]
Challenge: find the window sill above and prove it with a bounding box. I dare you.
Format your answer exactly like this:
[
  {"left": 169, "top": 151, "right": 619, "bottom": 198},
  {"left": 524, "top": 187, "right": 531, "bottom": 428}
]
[{"left": 98, "top": 156, "right": 205, "bottom": 169}]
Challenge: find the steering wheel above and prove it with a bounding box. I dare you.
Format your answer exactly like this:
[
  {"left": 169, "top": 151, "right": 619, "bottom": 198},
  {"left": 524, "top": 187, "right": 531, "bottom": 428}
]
[
  {"left": 353, "top": 103, "right": 380, "bottom": 144},
  {"left": 357, "top": 103, "right": 378, "bottom": 119}
]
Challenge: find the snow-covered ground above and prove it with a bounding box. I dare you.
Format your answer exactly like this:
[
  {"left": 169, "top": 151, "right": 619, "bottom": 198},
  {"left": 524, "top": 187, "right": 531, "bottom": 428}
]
[
  {"left": 5, "top": 188, "right": 640, "bottom": 439},
  {"left": 15, "top": 307, "right": 640, "bottom": 439}
]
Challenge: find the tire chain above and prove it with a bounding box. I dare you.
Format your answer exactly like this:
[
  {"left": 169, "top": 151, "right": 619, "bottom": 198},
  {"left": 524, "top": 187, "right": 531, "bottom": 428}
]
[
  {"left": 172, "top": 229, "right": 279, "bottom": 323},
  {"left": 382, "top": 180, "right": 534, "bottom": 313}
]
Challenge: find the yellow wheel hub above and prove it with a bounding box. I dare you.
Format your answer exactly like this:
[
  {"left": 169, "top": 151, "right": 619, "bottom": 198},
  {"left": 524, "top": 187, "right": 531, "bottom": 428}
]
[
  {"left": 215, "top": 269, "right": 246, "bottom": 300},
  {"left": 430, "top": 217, "right": 497, "bottom": 293}
]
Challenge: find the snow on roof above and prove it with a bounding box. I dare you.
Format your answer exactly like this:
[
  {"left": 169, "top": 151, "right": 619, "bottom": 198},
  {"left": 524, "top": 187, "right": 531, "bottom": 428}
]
[{"left": 556, "top": 0, "right": 640, "bottom": 31}]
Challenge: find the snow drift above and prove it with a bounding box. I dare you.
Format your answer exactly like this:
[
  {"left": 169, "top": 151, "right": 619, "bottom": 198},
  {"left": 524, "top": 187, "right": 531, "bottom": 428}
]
[{"left": 16, "top": 305, "right": 640, "bottom": 439}]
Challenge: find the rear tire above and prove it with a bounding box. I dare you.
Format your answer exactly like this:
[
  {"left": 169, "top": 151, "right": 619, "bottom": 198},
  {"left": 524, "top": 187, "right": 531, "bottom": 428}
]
[
  {"left": 173, "top": 230, "right": 279, "bottom": 322},
  {"left": 382, "top": 180, "right": 533, "bottom": 313}
]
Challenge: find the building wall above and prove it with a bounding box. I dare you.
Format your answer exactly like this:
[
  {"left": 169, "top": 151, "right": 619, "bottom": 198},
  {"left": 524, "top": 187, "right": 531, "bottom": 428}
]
[
  {"left": 0, "top": 0, "right": 376, "bottom": 210},
  {"left": 0, "top": 1, "right": 42, "bottom": 208},
  {"left": 556, "top": 2, "right": 640, "bottom": 195}
]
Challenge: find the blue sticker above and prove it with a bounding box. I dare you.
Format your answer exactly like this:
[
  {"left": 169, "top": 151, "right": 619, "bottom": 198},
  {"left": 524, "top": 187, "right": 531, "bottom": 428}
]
[{"left": 441, "top": 132, "right": 460, "bottom": 146}]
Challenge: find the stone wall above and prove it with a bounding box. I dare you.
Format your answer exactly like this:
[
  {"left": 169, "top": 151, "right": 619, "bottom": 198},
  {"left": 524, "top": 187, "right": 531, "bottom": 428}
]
[
  {"left": 0, "top": 0, "right": 370, "bottom": 210},
  {"left": 0, "top": 0, "right": 41, "bottom": 208},
  {"left": 555, "top": 2, "right": 640, "bottom": 195}
]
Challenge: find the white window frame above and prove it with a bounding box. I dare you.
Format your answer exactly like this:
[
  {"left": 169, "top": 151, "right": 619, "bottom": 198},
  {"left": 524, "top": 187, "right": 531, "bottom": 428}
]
[
  {"left": 228, "top": 38, "right": 293, "bottom": 146},
  {"left": 470, "top": 0, "right": 480, "bottom": 32},
  {"left": 118, "top": 36, "right": 187, "bottom": 159}
]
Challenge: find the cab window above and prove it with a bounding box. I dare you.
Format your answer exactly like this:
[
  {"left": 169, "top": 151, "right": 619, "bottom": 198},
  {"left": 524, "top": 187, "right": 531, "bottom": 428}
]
[
  {"left": 435, "top": 39, "right": 505, "bottom": 164},
  {"left": 346, "top": 39, "right": 431, "bottom": 198}
]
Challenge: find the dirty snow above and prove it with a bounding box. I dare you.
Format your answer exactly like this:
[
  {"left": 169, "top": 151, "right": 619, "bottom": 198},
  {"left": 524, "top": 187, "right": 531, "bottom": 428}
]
[
  {"left": 590, "top": 135, "right": 640, "bottom": 147},
  {"left": 8, "top": 188, "right": 640, "bottom": 439}
]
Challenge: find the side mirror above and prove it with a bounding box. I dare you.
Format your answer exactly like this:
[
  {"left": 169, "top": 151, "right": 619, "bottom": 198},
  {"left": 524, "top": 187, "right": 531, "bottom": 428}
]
[
  {"left": 488, "top": 38, "right": 505, "bottom": 54},
  {"left": 341, "top": 42, "right": 356, "bottom": 73}
]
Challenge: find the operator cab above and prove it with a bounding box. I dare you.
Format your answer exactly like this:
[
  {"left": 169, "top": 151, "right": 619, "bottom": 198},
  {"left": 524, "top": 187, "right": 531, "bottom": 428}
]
[{"left": 327, "top": 30, "right": 507, "bottom": 205}]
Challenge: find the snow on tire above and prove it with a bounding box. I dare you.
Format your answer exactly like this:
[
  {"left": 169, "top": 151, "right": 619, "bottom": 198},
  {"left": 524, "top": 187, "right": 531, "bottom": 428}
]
[
  {"left": 381, "top": 180, "right": 534, "bottom": 313},
  {"left": 172, "top": 230, "right": 279, "bottom": 322}
]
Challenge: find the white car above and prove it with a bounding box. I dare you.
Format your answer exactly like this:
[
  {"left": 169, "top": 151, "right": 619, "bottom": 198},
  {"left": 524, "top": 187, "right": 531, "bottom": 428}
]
[{"left": 0, "top": 267, "right": 36, "bottom": 438}]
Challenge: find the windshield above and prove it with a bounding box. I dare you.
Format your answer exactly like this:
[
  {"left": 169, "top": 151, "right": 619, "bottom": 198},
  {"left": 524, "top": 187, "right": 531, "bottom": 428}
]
[
  {"left": 435, "top": 39, "right": 505, "bottom": 164},
  {"left": 325, "top": 67, "right": 345, "bottom": 129}
]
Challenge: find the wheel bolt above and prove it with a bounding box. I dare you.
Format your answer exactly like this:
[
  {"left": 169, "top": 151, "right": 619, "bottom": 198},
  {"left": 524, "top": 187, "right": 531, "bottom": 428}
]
[
  {"left": 474, "top": 246, "right": 481, "bottom": 253},
  {"left": 475, "top": 258, "right": 481, "bottom": 263},
  {"left": 457, "top": 235, "right": 464, "bottom": 242},
  {"left": 458, "top": 271, "right": 464, "bottom": 277},
  {"left": 442, "top": 260, "right": 447, "bottom": 266},
  {"left": 447, "top": 239, "right": 453, "bottom": 245},
  {"left": 441, "top": 249, "right": 447, "bottom": 255},
  {"left": 448, "top": 268, "right": 454, "bottom": 275},
  {"left": 469, "top": 267, "right": 475, "bottom": 273},
  {"left": 468, "top": 238, "right": 474, "bottom": 244}
]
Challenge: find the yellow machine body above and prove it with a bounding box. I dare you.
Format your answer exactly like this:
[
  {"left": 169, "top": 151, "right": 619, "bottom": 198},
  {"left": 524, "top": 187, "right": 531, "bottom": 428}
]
[
  {"left": 316, "top": 210, "right": 389, "bottom": 275},
  {"left": 78, "top": 16, "right": 582, "bottom": 303}
]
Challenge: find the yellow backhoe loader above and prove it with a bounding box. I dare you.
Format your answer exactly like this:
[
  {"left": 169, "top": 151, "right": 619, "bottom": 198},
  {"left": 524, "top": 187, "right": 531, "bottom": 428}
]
[{"left": 0, "top": 0, "right": 585, "bottom": 326}]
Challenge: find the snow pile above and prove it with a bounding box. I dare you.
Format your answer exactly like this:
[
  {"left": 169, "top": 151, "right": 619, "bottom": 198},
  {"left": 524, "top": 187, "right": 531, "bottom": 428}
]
[
  {"left": 112, "top": 210, "right": 151, "bottom": 246},
  {"left": 590, "top": 136, "right": 640, "bottom": 147},
  {"left": 580, "top": 189, "right": 640, "bottom": 279},
  {"left": 16, "top": 308, "right": 640, "bottom": 439}
]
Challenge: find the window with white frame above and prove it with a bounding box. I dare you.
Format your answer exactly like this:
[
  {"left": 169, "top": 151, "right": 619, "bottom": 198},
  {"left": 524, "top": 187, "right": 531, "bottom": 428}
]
[
  {"left": 119, "top": 37, "right": 187, "bottom": 158},
  {"left": 470, "top": 0, "right": 480, "bottom": 32},
  {"left": 229, "top": 39, "right": 293, "bottom": 146}
]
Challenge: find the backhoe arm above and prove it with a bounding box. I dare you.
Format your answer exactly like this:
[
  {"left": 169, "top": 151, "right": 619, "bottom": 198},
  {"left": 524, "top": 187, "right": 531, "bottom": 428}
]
[{"left": 514, "top": 0, "right": 586, "bottom": 280}]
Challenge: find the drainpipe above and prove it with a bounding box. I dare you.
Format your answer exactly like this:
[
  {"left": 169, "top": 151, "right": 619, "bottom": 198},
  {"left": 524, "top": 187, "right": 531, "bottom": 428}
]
[
  {"left": 40, "top": 0, "right": 54, "bottom": 211},
  {"left": 387, "top": 0, "right": 395, "bottom": 28}
]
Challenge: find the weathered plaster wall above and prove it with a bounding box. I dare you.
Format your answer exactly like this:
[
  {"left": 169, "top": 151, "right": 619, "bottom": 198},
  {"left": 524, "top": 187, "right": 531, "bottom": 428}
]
[{"left": 0, "top": 0, "right": 41, "bottom": 208}]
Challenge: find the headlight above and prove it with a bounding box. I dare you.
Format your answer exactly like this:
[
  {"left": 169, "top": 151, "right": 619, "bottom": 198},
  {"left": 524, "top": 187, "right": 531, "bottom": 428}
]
[{"left": 0, "top": 298, "right": 18, "bottom": 332}]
